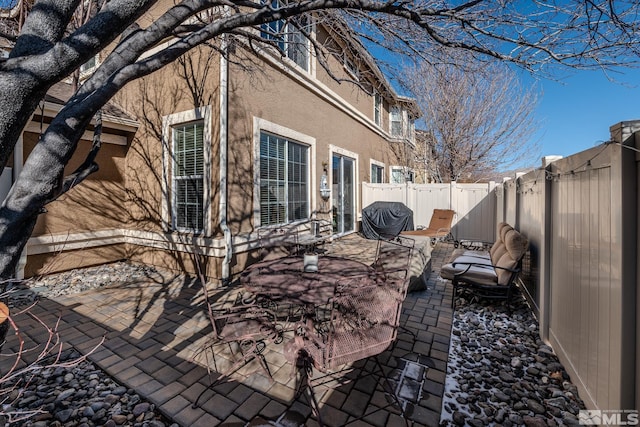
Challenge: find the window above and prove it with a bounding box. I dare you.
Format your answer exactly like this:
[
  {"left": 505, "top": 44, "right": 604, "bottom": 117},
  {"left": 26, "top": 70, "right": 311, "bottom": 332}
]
[
  {"left": 371, "top": 164, "right": 384, "bottom": 183},
  {"left": 260, "top": 0, "right": 310, "bottom": 71},
  {"left": 406, "top": 116, "right": 416, "bottom": 142},
  {"left": 391, "top": 166, "right": 414, "bottom": 184},
  {"left": 374, "top": 92, "right": 382, "bottom": 126},
  {"left": 390, "top": 106, "right": 403, "bottom": 137},
  {"left": 162, "top": 107, "right": 211, "bottom": 235},
  {"left": 344, "top": 55, "right": 358, "bottom": 78},
  {"left": 260, "top": 132, "right": 309, "bottom": 226},
  {"left": 80, "top": 55, "right": 98, "bottom": 74},
  {"left": 172, "top": 122, "right": 204, "bottom": 232}
]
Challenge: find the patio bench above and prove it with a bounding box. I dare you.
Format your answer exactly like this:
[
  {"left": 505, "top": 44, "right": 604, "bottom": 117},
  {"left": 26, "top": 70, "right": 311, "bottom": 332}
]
[{"left": 440, "top": 222, "right": 528, "bottom": 307}]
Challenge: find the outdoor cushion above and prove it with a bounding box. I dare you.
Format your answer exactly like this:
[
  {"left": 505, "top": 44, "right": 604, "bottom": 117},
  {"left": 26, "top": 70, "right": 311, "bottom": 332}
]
[
  {"left": 448, "top": 222, "right": 511, "bottom": 264},
  {"left": 494, "top": 252, "right": 517, "bottom": 285},
  {"left": 401, "top": 209, "right": 455, "bottom": 240},
  {"left": 440, "top": 224, "right": 529, "bottom": 287},
  {"left": 440, "top": 262, "right": 498, "bottom": 286},
  {"left": 490, "top": 243, "right": 508, "bottom": 263},
  {"left": 489, "top": 239, "right": 503, "bottom": 259},
  {"left": 499, "top": 222, "right": 514, "bottom": 241},
  {"left": 448, "top": 249, "right": 491, "bottom": 264},
  {"left": 407, "top": 236, "right": 432, "bottom": 292},
  {"left": 449, "top": 254, "right": 493, "bottom": 266},
  {"left": 503, "top": 228, "right": 528, "bottom": 261}
]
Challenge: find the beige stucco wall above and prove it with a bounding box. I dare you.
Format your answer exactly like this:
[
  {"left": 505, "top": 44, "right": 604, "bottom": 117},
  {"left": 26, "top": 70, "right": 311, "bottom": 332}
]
[
  {"left": 24, "top": 124, "right": 132, "bottom": 276},
  {"left": 117, "top": 50, "right": 223, "bottom": 236},
  {"left": 313, "top": 26, "right": 391, "bottom": 129},
  {"left": 22, "top": 13, "right": 409, "bottom": 280},
  {"left": 27, "top": 131, "right": 129, "bottom": 237},
  {"left": 25, "top": 245, "right": 126, "bottom": 278},
  {"left": 119, "top": 39, "right": 404, "bottom": 278},
  {"left": 226, "top": 45, "right": 402, "bottom": 235}
]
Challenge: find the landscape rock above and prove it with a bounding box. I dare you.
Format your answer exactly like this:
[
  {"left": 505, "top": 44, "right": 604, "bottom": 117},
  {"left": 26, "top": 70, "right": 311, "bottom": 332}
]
[
  {"left": 440, "top": 291, "right": 586, "bottom": 426},
  {"left": 3, "top": 262, "right": 175, "bottom": 426}
]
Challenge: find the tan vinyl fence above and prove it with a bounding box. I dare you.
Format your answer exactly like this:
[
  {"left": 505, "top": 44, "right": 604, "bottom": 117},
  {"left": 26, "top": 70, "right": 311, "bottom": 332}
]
[
  {"left": 501, "top": 122, "right": 639, "bottom": 413},
  {"left": 362, "top": 121, "right": 639, "bottom": 412},
  {"left": 361, "top": 181, "right": 498, "bottom": 243}
]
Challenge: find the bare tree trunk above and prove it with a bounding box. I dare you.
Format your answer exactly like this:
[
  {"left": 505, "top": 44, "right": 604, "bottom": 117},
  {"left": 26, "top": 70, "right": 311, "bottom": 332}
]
[
  {"left": 0, "top": 106, "right": 102, "bottom": 283},
  {"left": 0, "top": 217, "right": 37, "bottom": 283}
]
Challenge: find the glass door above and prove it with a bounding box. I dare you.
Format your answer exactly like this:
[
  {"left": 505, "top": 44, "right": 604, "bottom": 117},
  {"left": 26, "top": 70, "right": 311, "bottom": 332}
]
[{"left": 332, "top": 154, "right": 355, "bottom": 234}]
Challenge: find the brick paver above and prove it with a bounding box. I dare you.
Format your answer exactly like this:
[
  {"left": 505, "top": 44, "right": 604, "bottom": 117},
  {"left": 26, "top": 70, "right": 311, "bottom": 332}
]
[{"left": 2, "top": 236, "right": 455, "bottom": 426}]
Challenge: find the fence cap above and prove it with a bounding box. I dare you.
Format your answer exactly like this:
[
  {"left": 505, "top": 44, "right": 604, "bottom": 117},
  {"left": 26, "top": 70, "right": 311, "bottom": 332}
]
[{"left": 542, "top": 155, "right": 563, "bottom": 167}]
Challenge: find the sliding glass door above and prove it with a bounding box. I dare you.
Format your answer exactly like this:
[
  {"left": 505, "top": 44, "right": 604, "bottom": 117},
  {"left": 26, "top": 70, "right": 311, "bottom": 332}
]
[{"left": 332, "top": 154, "right": 355, "bottom": 234}]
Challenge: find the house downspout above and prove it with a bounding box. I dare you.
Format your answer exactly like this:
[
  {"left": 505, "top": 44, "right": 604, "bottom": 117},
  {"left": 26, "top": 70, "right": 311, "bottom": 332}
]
[
  {"left": 219, "top": 35, "right": 232, "bottom": 285},
  {"left": 14, "top": 134, "right": 26, "bottom": 280}
]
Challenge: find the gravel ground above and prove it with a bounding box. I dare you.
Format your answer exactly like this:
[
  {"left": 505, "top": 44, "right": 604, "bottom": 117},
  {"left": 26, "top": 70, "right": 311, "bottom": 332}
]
[
  {"left": 3, "top": 262, "right": 178, "bottom": 427},
  {"left": 440, "top": 286, "right": 586, "bottom": 427}
]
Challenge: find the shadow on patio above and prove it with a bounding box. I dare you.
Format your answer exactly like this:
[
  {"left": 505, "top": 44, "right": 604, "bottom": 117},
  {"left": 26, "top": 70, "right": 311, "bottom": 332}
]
[{"left": 1, "top": 236, "right": 455, "bottom": 427}]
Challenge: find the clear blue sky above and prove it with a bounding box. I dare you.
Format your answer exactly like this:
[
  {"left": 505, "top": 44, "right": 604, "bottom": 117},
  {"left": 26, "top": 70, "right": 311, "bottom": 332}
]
[
  {"left": 377, "top": 45, "right": 640, "bottom": 169},
  {"left": 522, "top": 67, "right": 640, "bottom": 166}
]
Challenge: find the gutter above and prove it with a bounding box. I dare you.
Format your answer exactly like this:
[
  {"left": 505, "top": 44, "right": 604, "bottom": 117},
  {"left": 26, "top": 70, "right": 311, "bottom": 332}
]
[
  {"left": 219, "top": 34, "right": 233, "bottom": 284},
  {"left": 14, "top": 134, "right": 26, "bottom": 280}
]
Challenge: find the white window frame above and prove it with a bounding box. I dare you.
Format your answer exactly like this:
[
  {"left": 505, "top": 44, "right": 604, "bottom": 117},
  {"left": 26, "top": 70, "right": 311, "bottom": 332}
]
[
  {"left": 343, "top": 54, "right": 358, "bottom": 79},
  {"left": 374, "top": 92, "right": 382, "bottom": 127},
  {"left": 390, "top": 105, "right": 403, "bottom": 137},
  {"left": 253, "top": 118, "right": 316, "bottom": 228},
  {"left": 260, "top": 1, "right": 311, "bottom": 72},
  {"left": 370, "top": 160, "right": 385, "bottom": 183},
  {"left": 162, "top": 106, "right": 212, "bottom": 235},
  {"left": 329, "top": 144, "right": 360, "bottom": 232},
  {"left": 79, "top": 54, "right": 99, "bottom": 79},
  {"left": 390, "top": 166, "right": 414, "bottom": 184},
  {"left": 406, "top": 115, "right": 416, "bottom": 143}
]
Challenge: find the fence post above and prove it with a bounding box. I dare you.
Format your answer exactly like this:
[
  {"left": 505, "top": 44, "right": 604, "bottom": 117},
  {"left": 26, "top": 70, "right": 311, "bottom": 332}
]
[
  {"left": 449, "top": 181, "right": 456, "bottom": 211},
  {"left": 538, "top": 157, "right": 556, "bottom": 343}
]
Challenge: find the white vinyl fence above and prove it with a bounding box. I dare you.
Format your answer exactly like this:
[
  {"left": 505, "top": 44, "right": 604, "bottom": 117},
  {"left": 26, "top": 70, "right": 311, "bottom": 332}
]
[{"left": 361, "top": 181, "right": 498, "bottom": 243}]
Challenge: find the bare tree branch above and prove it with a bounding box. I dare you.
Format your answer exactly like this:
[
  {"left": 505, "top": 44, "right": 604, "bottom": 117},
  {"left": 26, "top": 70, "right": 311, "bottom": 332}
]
[
  {"left": 0, "top": 0, "right": 638, "bottom": 281},
  {"left": 404, "top": 57, "right": 541, "bottom": 182}
]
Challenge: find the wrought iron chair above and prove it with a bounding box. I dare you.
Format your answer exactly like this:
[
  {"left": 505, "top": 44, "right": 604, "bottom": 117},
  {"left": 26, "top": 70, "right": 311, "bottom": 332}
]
[
  {"left": 441, "top": 225, "right": 529, "bottom": 308},
  {"left": 372, "top": 235, "right": 416, "bottom": 296},
  {"left": 257, "top": 226, "right": 300, "bottom": 260},
  {"left": 192, "top": 294, "right": 281, "bottom": 408},
  {"left": 297, "top": 237, "right": 416, "bottom": 425}
]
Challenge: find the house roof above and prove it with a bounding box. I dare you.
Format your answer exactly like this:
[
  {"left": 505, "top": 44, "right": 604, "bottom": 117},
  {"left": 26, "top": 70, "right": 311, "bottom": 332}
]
[
  {"left": 43, "top": 81, "right": 139, "bottom": 130},
  {"left": 318, "top": 12, "right": 422, "bottom": 118}
]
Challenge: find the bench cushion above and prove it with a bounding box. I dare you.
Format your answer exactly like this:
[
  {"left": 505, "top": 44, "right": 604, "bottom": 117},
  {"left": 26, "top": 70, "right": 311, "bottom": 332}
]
[
  {"left": 441, "top": 225, "right": 528, "bottom": 286},
  {"left": 440, "top": 262, "right": 499, "bottom": 286}
]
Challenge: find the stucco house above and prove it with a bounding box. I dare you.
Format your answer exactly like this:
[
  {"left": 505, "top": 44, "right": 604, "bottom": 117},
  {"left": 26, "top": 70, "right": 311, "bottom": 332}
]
[{"left": 6, "top": 4, "right": 420, "bottom": 283}]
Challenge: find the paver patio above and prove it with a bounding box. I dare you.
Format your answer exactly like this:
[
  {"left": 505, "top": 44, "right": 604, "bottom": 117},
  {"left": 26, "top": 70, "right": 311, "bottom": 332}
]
[{"left": 4, "top": 236, "right": 455, "bottom": 426}]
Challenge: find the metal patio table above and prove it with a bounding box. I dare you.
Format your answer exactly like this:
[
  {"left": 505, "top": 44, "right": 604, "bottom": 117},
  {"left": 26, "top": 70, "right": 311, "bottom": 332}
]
[
  {"left": 240, "top": 255, "right": 375, "bottom": 303},
  {"left": 240, "top": 255, "right": 376, "bottom": 340}
]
